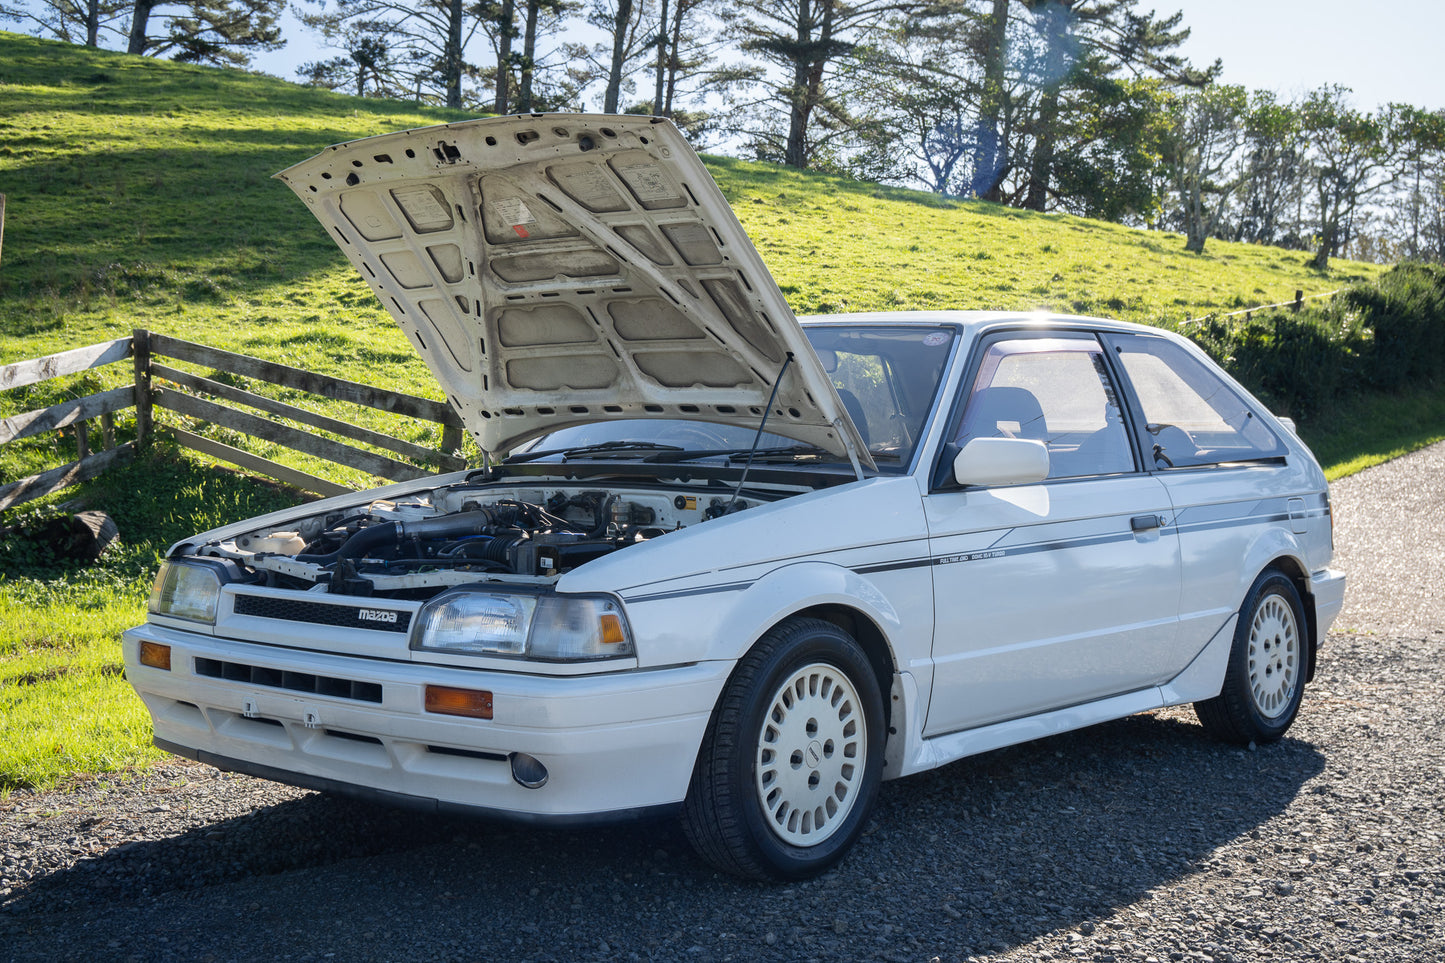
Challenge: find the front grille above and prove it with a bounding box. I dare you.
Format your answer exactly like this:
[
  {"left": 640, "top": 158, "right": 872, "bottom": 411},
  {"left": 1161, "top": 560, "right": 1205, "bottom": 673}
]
[
  {"left": 232, "top": 594, "right": 412, "bottom": 634},
  {"left": 194, "top": 656, "right": 383, "bottom": 703}
]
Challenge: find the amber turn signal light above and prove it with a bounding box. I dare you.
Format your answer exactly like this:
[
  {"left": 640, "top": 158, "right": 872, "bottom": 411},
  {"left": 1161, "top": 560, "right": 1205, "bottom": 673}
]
[
  {"left": 598, "top": 613, "right": 626, "bottom": 646},
  {"left": 424, "top": 685, "right": 494, "bottom": 719},
  {"left": 139, "top": 641, "right": 172, "bottom": 671}
]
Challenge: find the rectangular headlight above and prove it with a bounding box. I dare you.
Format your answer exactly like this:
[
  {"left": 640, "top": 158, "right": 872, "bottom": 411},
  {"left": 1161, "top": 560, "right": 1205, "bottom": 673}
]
[
  {"left": 148, "top": 561, "right": 222, "bottom": 624},
  {"left": 413, "top": 593, "right": 537, "bottom": 655},
  {"left": 412, "top": 591, "right": 634, "bottom": 662}
]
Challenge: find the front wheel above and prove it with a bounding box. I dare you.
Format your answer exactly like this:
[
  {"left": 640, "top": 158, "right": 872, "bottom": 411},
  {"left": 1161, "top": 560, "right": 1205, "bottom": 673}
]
[
  {"left": 1195, "top": 569, "right": 1307, "bottom": 745},
  {"left": 681, "top": 617, "right": 885, "bottom": 880}
]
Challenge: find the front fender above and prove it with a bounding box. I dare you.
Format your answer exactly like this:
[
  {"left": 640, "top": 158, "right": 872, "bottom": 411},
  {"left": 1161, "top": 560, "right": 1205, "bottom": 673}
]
[
  {"left": 707, "top": 560, "right": 906, "bottom": 664},
  {"left": 622, "top": 561, "right": 907, "bottom": 670}
]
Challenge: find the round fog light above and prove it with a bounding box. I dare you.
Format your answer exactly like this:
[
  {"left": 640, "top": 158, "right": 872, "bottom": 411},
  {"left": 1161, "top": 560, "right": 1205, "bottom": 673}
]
[{"left": 510, "top": 752, "right": 549, "bottom": 789}]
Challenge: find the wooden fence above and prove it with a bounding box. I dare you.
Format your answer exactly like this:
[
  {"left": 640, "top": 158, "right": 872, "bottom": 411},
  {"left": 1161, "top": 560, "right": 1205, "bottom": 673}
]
[
  {"left": 0, "top": 329, "right": 466, "bottom": 511},
  {"left": 1184, "top": 288, "right": 1342, "bottom": 326}
]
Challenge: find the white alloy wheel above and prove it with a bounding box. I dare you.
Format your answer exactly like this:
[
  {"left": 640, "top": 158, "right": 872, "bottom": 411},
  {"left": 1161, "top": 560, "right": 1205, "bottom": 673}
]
[
  {"left": 754, "top": 662, "right": 866, "bottom": 846},
  {"left": 1247, "top": 592, "right": 1300, "bottom": 719},
  {"left": 1194, "top": 569, "right": 1309, "bottom": 746}
]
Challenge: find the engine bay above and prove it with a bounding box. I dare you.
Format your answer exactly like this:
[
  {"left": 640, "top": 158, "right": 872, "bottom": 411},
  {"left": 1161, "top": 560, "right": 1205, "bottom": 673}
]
[{"left": 186, "top": 481, "right": 781, "bottom": 599}]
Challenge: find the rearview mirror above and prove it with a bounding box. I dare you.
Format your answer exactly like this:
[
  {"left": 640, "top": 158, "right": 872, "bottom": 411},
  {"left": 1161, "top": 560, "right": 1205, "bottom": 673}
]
[{"left": 953, "top": 437, "right": 1050, "bottom": 488}]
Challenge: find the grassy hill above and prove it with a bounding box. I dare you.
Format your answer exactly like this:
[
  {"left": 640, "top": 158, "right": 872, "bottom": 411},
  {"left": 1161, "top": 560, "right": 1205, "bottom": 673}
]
[{"left": 1, "top": 30, "right": 1379, "bottom": 357}]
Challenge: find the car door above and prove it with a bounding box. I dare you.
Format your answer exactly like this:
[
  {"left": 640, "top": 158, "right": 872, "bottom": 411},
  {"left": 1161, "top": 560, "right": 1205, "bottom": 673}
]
[
  {"left": 922, "top": 331, "right": 1183, "bottom": 736},
  {"left": 1102, "top": 331, "right": 1302, "bottom": 653}
]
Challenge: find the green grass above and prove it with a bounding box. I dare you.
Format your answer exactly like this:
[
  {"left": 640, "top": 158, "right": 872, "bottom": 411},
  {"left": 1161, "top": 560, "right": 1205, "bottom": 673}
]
[
  {"left": 0, "top": 445, "right": 303, "bottom": 791},
  {"left": 0, "top": 31, "right": 1420, "bottom": 791},
  {"left": 1308, "top": 382, "right": 1445, "bottom": 481}
]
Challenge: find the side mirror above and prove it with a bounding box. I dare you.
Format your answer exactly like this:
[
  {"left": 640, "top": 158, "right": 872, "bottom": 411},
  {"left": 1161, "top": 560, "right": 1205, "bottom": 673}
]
[{"left": 952, "top": 437, "right": 1050, "bottom": 488}]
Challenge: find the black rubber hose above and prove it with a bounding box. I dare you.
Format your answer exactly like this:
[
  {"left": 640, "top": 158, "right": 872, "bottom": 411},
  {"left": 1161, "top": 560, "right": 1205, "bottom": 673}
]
[{"left": 295, "top": 510, "right": 500, "bottom": 566}]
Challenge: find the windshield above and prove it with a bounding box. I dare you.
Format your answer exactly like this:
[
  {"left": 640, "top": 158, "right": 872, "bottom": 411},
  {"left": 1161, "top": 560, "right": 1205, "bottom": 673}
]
[{"left": 518, "top": 325, "right": 956, "bottom": 471}]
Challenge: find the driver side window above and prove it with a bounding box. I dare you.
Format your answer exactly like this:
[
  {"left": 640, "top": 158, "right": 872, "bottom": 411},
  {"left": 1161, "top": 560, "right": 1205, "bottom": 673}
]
[{"left": 957, "top": 336, "right": 1135, "bottom": 479}]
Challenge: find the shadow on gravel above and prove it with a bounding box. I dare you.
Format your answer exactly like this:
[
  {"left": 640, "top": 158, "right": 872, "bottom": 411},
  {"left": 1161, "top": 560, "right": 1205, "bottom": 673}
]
[{"left": 3, "top": 711, "right": 1324, "bottom": 962}]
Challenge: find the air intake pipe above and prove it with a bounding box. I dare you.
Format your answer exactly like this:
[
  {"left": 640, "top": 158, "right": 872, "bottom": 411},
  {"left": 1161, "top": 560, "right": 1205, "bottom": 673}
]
[{"left": 295, "top": 510, "right": 500, "bottom": 566}]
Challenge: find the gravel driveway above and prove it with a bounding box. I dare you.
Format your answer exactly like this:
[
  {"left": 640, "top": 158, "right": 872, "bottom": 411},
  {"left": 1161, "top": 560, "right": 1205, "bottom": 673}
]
[{"left": 3, "top": 447, "right": 1442, "bottom": 963}]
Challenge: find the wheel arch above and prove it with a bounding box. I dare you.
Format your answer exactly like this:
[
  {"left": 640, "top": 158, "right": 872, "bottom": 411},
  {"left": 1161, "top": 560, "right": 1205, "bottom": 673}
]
[
  {"left": 787, "top": 602, "right": 898, "bottom": 732},
  {"left": 1260, "top": 552, "right": 1320, "bottom": 682},
  {"left": 695, "top": 562, "right": 909, "bottom": 766}
]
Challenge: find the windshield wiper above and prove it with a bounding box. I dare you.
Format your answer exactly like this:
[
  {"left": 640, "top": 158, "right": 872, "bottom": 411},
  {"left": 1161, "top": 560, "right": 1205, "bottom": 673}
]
[
  {"left": 649, "top": 445, "right": 900, "bottom": 465},
  {"left": 645, "top": 445, "right": 819, "bottom": 463},
  {"left": 503, "top": 441, "right": 684, "bottom": 464}
]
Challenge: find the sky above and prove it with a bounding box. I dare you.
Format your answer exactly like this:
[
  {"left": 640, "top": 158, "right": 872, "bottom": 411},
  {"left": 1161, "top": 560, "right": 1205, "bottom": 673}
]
[
  {"left": 245, "top": 1, "right": 1445, "bottom": 115},
  {"left": 1170, "top": 0, "right": 1445, "bottom": 111}
]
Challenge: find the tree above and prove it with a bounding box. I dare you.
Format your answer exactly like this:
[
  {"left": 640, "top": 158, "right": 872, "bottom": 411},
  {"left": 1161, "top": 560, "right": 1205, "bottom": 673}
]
[
  {"left": 1013, "top": 0, "right": 1206, "bottom": 212},
  {"left": 299, "top": 0, "right": 477, "bottom": 107},
  {"left": 1161, "top": 83, "right": 1247, "bottom": 253},
  {"left": 584, "top": 0, "right": 654, "bottom": 112},
  {"left": 1232, "top": 91, "right": 1305, "bottom": 247},
  {"left": 0, "top": 0, "right": 129, "bottom": 46},
  {"left": 845, "top": 9, "right": 988, "bottom": 194},
  {"left": 297, "top": 33, "right": 403, "bottom": 96},
  {"left": 970, "top": 0, "right": 1010, "bottom": 198},
  {"left": 1389, "top": 105, "right": 1445, "bottom": 260},
  {"left": 1299, "top": 86, "right": 1398, "bottom": 270},
  {"left": 723, "top": 0, "right": 922, "bottom": 169},
  {"left": 648, "top": 0, "right": 719, "bottom": 118},
  {"left": 516, "top": 0, "right": 567, "bottom": 111},
  {"left": 125, "top": 0, "right": 285, "bottom": 65}
]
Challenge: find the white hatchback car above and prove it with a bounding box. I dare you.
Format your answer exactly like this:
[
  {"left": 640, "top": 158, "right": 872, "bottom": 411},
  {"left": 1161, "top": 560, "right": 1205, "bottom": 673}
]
[{"left": 123, "top": 114, "right": 1346, "bottom": 881}]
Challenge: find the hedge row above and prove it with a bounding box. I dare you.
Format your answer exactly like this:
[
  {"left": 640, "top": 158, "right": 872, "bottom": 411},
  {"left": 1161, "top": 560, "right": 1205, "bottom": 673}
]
[{"left": 1185, "top": 262, "right": 1445, "bottom": 420}]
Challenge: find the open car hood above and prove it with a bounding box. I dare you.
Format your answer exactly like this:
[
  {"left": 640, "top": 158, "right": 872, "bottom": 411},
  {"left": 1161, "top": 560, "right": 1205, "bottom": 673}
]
[{"left": 276, "top": 114, "right": 873, "bottom": 469}]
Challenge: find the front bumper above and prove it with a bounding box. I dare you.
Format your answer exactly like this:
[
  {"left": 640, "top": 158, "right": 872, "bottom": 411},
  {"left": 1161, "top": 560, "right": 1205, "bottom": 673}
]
[{"left": 122, "top": 622, "right": 729, "bottom": 823}]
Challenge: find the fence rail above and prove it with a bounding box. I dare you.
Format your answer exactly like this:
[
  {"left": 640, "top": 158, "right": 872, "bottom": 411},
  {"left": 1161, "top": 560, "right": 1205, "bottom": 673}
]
[
  {"left": 1184, "top": 288, "right": 1343, "bottom": 326},
  {"left": 0, "top": 330, "right": 467, "bottom": 511}
]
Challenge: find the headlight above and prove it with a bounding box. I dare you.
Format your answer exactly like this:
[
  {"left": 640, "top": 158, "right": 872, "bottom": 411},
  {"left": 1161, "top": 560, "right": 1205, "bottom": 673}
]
[
  {"left": 148, "top": 561, "right": 222, "bottom": 624},
  {"left": 412, "top": 591, "right": 634, "bottom": 662}
]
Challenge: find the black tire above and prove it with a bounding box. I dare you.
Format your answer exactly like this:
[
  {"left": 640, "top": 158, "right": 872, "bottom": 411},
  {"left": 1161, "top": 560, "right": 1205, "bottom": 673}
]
[
  {"left": 681, "top": 616, "right": 885, "bottom": 881},
  {"left": 1195, "top": 568, "right": 1308, "bottom": 745}
]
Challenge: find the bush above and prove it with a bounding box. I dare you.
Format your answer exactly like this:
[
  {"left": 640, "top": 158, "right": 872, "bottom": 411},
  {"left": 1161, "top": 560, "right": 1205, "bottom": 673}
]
[{"left": 1184, "top": 263, "right": 1445, "bottom": 420}]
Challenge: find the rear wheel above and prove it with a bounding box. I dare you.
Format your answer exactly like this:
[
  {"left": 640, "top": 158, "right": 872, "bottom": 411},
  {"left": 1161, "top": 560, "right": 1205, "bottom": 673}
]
[
  {"left": 681, "top": 617, "right": 884, "bottom": 880},
  {"left": 1195, "top": 569, "right": 1307, "bottom": 744}
]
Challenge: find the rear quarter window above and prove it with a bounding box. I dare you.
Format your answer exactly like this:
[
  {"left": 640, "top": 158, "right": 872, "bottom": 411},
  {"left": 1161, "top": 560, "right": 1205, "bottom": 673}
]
[{"left": 1109, "top": 333, "right": 1284, "bottom": 469}]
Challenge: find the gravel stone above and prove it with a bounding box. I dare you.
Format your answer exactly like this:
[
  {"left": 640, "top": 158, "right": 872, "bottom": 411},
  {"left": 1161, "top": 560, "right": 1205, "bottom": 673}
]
[{"left": 4, "top": 446, "right": 1444, "bottom": 962}]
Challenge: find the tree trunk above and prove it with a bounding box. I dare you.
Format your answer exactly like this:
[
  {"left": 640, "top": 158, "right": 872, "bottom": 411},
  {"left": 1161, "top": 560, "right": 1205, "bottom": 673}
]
[
  {"left": 651, "top": 0, "right": 669, "bottom": 115},
  {"left": 603, "top": 0, "right": 634, "bottom": 113},
  {"left": 971, "top": 0, "right": 1010, "bottom": 199},
  {"left": 663, "top": 0, "right": 684, "bottom": 114},
  {"left": 494, "top": 0, "right": 515, "bottom": 113},
  {"left": 126, "top": 0, "right": 155, "bottom": 54},
  {"left": 1022, "top": 85, "right": 1058, "bottom": 211},
  {"left": 785, "top": 0, "right": 834, "bottom": 169},
  {"left": 1311, "top": 222, "right": 1334, "bottom": 269},
  {"left": 518, "top": 0, "right": 539, "bottom": 112},
  {"left": 444, "top": 0, "right": 464, "bottom": 109},
  {"left": 1022, "top": 0, "right": 1071, "bottom": 211},
  {"left": 86, "top": 0, "right": 100, "bottom": 46}
]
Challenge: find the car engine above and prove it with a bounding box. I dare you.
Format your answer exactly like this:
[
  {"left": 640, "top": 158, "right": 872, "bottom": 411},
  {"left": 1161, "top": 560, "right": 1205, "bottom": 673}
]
[{"left": 186, "top": 482, "right": 765, "bottom": 599}]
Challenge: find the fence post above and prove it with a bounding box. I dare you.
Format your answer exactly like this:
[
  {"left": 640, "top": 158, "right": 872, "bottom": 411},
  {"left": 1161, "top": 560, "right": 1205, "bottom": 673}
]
[
  {"left": 132, "top": 328, "right": 152, "bottom": 444},
  {"left": 75, "top": 420, "right": 91, "bottom": 460},
  {"left": 0, "top": 194, "right": 6, "bottom": 268},
  {"left": 441, "top": 424, "right": 463, "bottom": 460},
  {"left": 101, "top": 412, "right": 116, "bottom": 450},
  {"left": 1293, "top": 290, "right": 1303, "bottom": 313}
]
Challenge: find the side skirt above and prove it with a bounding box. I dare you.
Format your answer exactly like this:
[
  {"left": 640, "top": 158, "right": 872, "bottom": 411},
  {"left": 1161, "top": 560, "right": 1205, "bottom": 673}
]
[{"left": 888, "top": 617, "right": 1238, "bottom": 780}]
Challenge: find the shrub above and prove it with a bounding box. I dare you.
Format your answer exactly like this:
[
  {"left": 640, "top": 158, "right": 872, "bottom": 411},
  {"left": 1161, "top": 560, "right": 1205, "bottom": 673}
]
[{"left": 1184, "top": 263, "right": 1445, "bottom": 421}]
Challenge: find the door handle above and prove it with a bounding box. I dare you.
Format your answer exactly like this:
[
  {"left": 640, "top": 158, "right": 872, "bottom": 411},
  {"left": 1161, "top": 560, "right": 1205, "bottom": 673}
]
[{"left": 1130, "top": 514, "right": 1165, "bottom": 532}]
